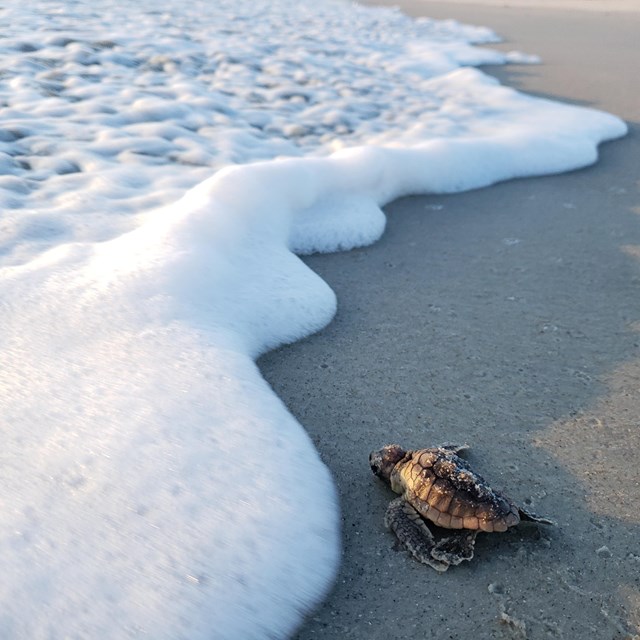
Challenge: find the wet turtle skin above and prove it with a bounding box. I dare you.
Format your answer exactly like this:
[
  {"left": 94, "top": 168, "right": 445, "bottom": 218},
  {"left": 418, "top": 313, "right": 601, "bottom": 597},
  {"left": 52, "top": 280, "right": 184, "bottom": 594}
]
[{"left": 369, "top": 444, "right": 554, "bottom": 571}]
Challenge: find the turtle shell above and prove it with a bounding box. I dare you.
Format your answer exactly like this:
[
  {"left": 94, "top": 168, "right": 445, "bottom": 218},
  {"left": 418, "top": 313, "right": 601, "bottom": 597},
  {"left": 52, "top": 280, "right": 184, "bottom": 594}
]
[{"left": 391, "top": 447, "right": 520, "bottom": 532}]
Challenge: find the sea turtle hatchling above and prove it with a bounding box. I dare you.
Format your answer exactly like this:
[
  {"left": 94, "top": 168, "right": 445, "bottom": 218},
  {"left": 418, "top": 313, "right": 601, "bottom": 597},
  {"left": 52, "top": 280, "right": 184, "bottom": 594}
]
[{"left": 369, "top": 443, "right": 554, "bottom": 571}]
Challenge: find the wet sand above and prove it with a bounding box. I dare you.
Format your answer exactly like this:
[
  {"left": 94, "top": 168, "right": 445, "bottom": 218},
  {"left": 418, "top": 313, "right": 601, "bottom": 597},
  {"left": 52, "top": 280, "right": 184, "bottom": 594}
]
[{"left": 259, "top": 2, "right": 640, "bottom": 638}]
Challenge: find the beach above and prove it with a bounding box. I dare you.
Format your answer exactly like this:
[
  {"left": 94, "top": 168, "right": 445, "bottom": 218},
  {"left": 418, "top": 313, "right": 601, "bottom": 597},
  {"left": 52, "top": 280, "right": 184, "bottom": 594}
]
[
  {"left": 0, "top": 0, "right": 637, "bottom": 636},
  {"left": 259, "top": 2, "right": 640, "bottom": 638}
]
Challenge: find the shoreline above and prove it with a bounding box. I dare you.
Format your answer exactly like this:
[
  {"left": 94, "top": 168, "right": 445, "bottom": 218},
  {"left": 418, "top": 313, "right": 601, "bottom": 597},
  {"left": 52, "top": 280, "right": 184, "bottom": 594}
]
[{"left": 259, "top": 2, "right": 640, "bottom": 638}]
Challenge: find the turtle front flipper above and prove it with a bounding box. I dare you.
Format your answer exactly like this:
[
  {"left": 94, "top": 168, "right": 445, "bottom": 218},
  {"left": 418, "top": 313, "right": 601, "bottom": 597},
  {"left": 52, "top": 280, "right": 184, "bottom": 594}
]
[
  {"left": 438, "top": 443, "right": 470, "bottom": 456},
  {"left": 384, "top": 497, "right": 449, "bottom": 572},
  {"left": 518, "top": 506, "right": 556, "bottom": 526},
  {"left": 431, "top": 530, "right": 478, "bottom": 565}
]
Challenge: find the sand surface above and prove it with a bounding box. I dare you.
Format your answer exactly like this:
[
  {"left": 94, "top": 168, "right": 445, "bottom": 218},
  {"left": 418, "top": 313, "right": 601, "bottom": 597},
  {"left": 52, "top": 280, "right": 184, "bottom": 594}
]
[
  {"left": 259, "top": 3, "right": 640, "bottom": 638},
  {"left": 391, "top": 0, "right": 640, "bottom": 12}
]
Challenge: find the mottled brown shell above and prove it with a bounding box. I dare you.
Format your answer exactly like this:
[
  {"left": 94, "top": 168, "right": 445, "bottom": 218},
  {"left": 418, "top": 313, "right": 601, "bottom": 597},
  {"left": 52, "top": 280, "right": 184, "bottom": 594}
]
[{"left": 390, "top": 448, "right": 520, "bottom": 532}]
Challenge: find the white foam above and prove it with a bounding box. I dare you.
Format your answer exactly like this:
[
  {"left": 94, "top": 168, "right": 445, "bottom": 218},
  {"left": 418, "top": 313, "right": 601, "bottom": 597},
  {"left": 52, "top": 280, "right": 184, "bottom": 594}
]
[{"left": 0, "top": 0, "right": 627, "bottom": 638}]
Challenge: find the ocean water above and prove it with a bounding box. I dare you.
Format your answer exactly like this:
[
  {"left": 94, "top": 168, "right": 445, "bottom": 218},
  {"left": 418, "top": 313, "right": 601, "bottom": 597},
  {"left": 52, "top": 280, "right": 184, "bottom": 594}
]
[{"left": 0, "top": 0, "right": 626, "bottom": 638}]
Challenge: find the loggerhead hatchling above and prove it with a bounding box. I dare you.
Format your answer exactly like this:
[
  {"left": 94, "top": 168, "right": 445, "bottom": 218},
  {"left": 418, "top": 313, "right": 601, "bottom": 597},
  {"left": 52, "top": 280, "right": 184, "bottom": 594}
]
[{"left": 369, "top": 443, "right": 554, "bottom": 571}]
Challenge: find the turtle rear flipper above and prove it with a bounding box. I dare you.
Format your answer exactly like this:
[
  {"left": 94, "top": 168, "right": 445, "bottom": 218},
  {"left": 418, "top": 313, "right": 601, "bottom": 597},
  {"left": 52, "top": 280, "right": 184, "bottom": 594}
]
[
  {"left": 518, "top": 506, "right": 556, "bottom": 526},
  {"left": 384, "top": 497, "right": 449, "bottom": 572}
]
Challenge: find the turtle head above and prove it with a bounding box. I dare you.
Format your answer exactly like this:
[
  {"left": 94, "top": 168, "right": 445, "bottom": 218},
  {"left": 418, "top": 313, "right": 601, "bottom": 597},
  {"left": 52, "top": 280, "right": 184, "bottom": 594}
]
[{"left": 369, "top": 444, "right": 407, "bottom": 482}]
